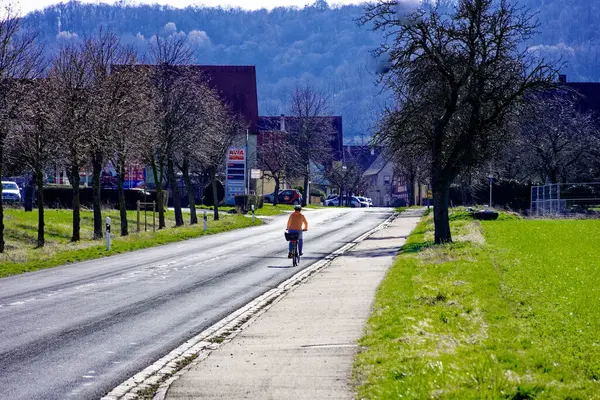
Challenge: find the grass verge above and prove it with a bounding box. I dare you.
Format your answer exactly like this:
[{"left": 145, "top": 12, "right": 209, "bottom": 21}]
[
  {"left": 354, "top": 209, "right": 600, "bottom": 399},
  {"left": 0, "top": 208, "right": 261, "bottom": 278}
]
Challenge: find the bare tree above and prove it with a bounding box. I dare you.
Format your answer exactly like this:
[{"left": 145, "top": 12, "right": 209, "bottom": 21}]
[
  {"left": 176, "top": 84, "right": 226, "bottom": 225},
  {"left": 287, "top": 84, "right": 336, "bottom": 206},
  {"left": 85, "top": 30, "right": 144, "bottom": 239},
  {"left": 518, "top": 92, "right": 598, "bottom": 183},
  {"left": 48, "top": 42, "right": 94, "bottom": 242},
  {"left": 0, "top": 3, "right": 43, "bottom": 252},
  {"left": 257, "top": 130, "right": 300, "bottom": 206},
  {"left": 363, "top": 0, "right": 557, "bottom": 243},
  {"left": 6, "top": 79, "right": 59, "bottom": 247},
  {"left": 102, "top": 50, "right": 151, "bottom": 237},
  {"left": 147, "top": 33, "right": 197, "bottom": 228},
  {"left": 325, "top": 158, "right": 367, "bottom": 205}
]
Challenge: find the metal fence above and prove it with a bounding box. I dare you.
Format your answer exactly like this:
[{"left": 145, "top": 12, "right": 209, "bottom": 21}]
[{"left": 531, "top": 183, "right": 600, "bottom": 216}]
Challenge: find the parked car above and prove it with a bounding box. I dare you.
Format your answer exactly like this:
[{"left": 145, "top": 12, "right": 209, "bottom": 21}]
[
  {"left": 2, "top": 181, "right": 22, "bottom": 203},
  {"left": 263, "top": 191, "right": 276, "bottom": 204},
  {"left": 357, "top": 197, "right": 370, "bottom": 208},
  {"left": 326, "top": 196, "right": 363, "bottom": 208},
  {"left": 277, "top": 189, "right": 303, "bottom": 205}
]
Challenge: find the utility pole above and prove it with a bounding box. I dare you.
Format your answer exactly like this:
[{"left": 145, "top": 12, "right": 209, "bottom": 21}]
[{"left": 488, "top": 171, "right": 493, "bottom": 209}]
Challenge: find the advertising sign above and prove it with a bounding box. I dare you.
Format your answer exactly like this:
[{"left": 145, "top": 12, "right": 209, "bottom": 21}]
[{"left": 225, "top": 148, "right": 247, "bottom": 205}]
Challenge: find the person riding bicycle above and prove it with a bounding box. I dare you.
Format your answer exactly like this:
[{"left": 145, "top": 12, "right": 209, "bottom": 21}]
[{"left": 287, "top": 205, "right": 308, "bottom": 258}]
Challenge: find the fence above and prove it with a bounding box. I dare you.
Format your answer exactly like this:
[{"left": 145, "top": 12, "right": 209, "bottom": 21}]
[{"left": 530, "top": 183, "right": 600, "bottom": 216}]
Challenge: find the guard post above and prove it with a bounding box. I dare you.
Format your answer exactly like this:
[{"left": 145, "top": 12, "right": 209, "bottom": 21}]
[
  {"left": 203, "top": 210, "right": 208, "bottom": 231},
  {"left": 251, "top": 204, "right": 255, "bottom": 223},
  {"left": 105, "top": 217, "right": 111, "bottom": 251}
]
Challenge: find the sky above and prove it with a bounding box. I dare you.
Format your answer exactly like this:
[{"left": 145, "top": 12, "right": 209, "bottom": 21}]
[{"left": 16, "top": 0, "right": 367, "bottom": 16}]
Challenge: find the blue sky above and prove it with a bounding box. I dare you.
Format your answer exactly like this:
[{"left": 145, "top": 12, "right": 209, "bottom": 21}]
[{"left": 18, "top": 0, "right": 367, "bottom": 15}]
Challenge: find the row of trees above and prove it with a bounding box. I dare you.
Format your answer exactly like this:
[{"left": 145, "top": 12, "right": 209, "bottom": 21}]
[{"left": 0, "top": 5, "right": 244, "bottom": 252}]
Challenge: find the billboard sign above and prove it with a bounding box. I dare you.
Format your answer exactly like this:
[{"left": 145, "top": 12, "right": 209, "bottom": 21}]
[{"left": 225, "top": 148, "right": 247, "bottom": 205}]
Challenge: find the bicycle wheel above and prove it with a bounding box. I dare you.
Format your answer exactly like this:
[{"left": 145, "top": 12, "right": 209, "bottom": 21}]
[{"left": 292, "top": 242, "right": 298, "bottom": 267}]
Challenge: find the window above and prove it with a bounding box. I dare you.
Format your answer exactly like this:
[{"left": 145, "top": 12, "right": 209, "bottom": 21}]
[{"left": 383, "top": 175, "right": 390, "bottom": 185}]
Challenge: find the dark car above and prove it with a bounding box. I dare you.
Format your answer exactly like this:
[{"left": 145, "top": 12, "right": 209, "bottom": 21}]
[
  {"left": 277, "top": 189, "right": 303, "bottom": 205},
  {"left": 263, "top": 192, "right": 276, "bottom": 203}
]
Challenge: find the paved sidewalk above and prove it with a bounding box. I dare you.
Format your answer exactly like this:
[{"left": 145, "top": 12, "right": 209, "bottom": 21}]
[{"left": 165, "top": 209, "right": 424, "bottom": 399}]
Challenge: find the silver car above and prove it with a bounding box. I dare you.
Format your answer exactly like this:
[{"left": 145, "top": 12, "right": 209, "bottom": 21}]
[{"left": 2, "top": 181, "right": 22, "bottom": 203}]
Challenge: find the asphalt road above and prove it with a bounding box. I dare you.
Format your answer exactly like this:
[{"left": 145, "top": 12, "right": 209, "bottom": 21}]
[{"left": 0, "top": 207, "right": 392, "bottom": 400}]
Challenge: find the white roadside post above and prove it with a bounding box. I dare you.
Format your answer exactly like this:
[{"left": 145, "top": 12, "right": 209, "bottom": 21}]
[
  {"left": 203, "top": 210, "right": 208, "bottom": 231},
  {"left": 105, "top": 217, "right": 111, "bottom": 251},
  {"left": 252, "top": 204, "right": 255, "bottom": 223}
]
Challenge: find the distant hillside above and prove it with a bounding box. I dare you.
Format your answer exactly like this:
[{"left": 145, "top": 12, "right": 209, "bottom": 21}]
[{"left": 23, "top": 0, "right": 600, "bottom": 143}]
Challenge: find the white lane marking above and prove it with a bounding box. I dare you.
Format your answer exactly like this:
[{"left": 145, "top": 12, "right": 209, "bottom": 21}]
[{"left": 82, "top": 375, "right": 95, "bottom": 379}]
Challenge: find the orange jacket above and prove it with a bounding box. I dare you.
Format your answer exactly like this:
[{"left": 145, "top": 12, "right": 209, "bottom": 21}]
[{"left": 287, "top": 211, "right": 308, "bottom": 231}]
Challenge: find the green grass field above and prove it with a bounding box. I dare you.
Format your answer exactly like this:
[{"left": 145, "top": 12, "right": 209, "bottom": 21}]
[
  {"left": 354, "top": 210, "right": 600, "bottom": 399},
  {"left": 0, "top": 207, "right": 261, "bottom": 278}
]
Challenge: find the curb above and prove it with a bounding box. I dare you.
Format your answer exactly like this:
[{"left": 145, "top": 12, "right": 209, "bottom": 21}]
[{"left": 101, "top": 212, "right": 398, "bottom": 400}]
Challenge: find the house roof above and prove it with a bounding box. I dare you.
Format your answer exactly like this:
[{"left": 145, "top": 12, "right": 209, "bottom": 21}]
[
  {"left": 363, "top": 154, "right": 390, "bottom": 177},
  {"left": 126, "top": 64, "right": 259, "bottom": 134},
  {"left": 343, "top": 145, "right": 381, "bottom": 172},
  {"left": 200, "top": 65, "right": 259, "bottom": 134}
]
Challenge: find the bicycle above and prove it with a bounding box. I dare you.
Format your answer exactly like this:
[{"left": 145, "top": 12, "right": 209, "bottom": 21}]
[{"left": 285, "top": 231, "right": 301, "bottom": 267}]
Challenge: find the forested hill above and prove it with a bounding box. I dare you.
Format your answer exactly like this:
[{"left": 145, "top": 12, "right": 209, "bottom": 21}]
[{"left": 23, "top": 0, "right": 600, "bottom": 143}]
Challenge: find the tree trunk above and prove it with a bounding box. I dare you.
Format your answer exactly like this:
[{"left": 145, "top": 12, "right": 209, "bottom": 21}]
[
  {"left": 182, "top": 158, "right": 197, "bottom": 225},
  {"left": 36, "top": 168, "right": 45, "bottom": 248},
  {"left": 91, "top": 152, "right": 103, "bottom": 240},
  {"left": 151, "top": 155, "right": 166, "bottom": 229},
  {"left": 408, "top": 174, "right": 416, "bottom": 206},
  {"left": 70, "top": 162, "right": 81, "bottom": 242},
  {"left": 210, "top": 166, "right": 219, "bottom": 221},
  {"left": 303, "top": 173, "right": 309, "bottom": 207},
  {"left": 0, "top": 144, "right": 5, "bottom": 253},
  {"left": 117, "top": 158, "right": 128, "bottom": 237},
  {"left": 273, "top": 177, "right": 280, "bottom": 206},
  {"left": 167, "top": 156, "right": 184, "bottom": 227},
  {"left": 432, "top": 174, "right": 452, "bottom": 244}
]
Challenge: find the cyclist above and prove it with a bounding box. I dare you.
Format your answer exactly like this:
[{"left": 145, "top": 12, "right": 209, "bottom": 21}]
[{"left": 287, "top": 204, "right": 308, "bottom": 258}]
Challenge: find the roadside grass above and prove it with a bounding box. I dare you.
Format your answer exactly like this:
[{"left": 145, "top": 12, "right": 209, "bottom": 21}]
[
  {"left": 354, "top": 209, "right": 600, "bottom": 399},
  {"left": 0, "top": 208, "right": 261, "bottom": 278},
  {"left": 255, "top": 203, "right": 296, "bottom": 216},
  {"left": 255, "top": 203, "right": 325, "bottom": 216}
]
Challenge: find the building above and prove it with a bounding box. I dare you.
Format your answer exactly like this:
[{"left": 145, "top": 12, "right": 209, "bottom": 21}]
[
  {"left": 560, "top": 75, "right": 600, "bottom": 117},
  {"left": 362, "top": 154, "right": 431, "bottom": 207},
  {"left": 363, "top": 155, "right": 407, "bottom": 207}
]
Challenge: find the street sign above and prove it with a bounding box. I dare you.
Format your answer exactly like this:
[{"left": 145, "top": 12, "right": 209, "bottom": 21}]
[
  {"left": 250, "top": 169, "right": 261, "bottom": 179},
  {"left": 225, "top": 148, "right": 247, "bottom": 205}
]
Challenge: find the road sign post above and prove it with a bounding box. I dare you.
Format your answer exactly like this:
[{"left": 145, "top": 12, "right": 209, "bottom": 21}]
[{"left": 105, "top": 217, "right": 111, "bottom": 251}]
